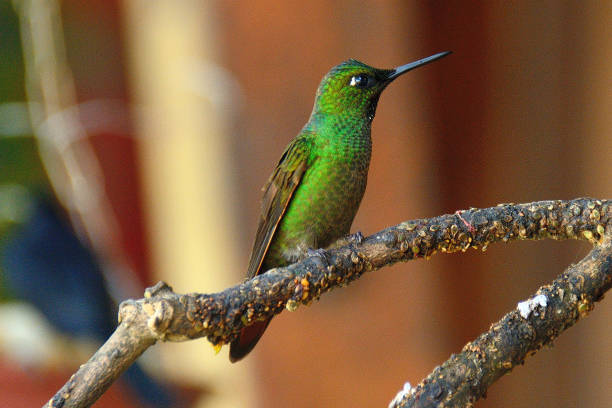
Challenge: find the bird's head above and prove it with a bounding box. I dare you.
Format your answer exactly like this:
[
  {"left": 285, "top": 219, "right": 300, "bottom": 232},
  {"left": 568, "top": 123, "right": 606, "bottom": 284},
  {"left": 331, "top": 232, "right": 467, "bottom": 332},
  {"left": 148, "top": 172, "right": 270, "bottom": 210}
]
[{"left": 311, "top": 51, "right": 451, "bottom": 122}]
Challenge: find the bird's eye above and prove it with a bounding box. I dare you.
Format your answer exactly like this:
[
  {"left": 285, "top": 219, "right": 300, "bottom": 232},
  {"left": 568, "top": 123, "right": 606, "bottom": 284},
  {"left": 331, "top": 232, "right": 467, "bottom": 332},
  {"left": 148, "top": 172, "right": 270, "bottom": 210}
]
[{"left": 349, "top": 74, "right": 375, "bottom": 88}]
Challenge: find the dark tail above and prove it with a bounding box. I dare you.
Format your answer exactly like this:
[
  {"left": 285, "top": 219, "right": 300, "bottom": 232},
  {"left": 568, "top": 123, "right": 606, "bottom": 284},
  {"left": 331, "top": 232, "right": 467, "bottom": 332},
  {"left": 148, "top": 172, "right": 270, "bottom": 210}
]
[{"left": 229, "top": 318, "right": 272, "bottom": 362}]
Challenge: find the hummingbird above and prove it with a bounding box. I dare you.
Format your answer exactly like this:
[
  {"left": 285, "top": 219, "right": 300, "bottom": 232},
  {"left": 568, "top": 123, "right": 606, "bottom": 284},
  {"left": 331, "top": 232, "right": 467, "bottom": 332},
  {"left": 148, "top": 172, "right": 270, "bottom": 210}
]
[{"left": 230, "top": 51, "right": 451, "bottom": 362}]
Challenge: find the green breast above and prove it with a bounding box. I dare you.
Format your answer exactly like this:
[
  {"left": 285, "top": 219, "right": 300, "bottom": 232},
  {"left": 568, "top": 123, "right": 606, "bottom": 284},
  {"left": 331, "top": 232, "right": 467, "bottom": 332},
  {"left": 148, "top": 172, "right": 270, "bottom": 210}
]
[{"left": 265, "top": 123, "right": 372, "bottom": 268}]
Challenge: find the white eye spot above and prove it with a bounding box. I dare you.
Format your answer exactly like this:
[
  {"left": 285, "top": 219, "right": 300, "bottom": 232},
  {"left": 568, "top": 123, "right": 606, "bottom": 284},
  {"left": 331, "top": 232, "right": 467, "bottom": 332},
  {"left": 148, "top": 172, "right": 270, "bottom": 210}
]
[{"left": 349, "top": 74, "right": 374, "bottom": 88}]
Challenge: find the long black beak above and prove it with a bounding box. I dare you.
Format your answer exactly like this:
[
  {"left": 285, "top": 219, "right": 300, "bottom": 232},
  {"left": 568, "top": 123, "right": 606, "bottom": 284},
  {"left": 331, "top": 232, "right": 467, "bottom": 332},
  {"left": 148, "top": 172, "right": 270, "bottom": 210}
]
[{"left": 387, "top": 51, "right": 451, "bottom": 81}]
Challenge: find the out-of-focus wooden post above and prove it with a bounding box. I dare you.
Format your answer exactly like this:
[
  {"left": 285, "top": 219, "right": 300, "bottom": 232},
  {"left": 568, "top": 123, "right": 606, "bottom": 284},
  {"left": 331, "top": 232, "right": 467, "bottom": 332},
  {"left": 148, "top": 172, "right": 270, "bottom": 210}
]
[{"left": 121, "top": 1, "right": 253, "bottom": 407}]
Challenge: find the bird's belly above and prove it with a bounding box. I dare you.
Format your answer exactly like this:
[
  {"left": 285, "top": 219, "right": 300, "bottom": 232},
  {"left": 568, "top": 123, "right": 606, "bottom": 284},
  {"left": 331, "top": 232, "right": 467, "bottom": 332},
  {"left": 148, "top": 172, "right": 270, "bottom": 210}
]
[{"left": 266, "top": 159, "right": 369, "bottom": 266}]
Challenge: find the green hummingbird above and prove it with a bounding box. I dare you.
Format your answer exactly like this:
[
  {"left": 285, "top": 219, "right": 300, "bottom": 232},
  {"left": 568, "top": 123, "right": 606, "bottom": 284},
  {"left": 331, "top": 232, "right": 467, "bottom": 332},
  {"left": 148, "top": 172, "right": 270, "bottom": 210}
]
[{"left": 230, "top": 51, "right": 451, "bottom": 362}]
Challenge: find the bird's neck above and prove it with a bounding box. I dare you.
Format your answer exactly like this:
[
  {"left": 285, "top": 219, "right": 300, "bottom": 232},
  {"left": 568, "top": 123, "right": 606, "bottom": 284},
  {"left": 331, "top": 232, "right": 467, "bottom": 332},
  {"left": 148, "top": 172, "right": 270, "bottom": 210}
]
[
  {"left": 307, "top": 111, "right": 373, "bottom": 143},
  {"left": 304, "top": 112, "right": 372, "bottom": 165}
]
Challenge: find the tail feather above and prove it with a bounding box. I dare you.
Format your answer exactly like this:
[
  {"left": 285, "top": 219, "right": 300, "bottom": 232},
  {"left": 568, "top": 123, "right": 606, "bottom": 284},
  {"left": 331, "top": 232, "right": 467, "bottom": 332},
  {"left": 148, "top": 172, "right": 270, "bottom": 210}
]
[{"left": 229, "top": 318, "right": 271, "bottom": 363}]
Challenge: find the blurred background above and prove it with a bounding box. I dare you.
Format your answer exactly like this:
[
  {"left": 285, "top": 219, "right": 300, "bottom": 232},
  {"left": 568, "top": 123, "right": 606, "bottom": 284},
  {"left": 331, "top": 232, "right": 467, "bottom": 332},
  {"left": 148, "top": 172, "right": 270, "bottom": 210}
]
[{"left": 0, "top": 1, "right": 610, "bottom": 407}]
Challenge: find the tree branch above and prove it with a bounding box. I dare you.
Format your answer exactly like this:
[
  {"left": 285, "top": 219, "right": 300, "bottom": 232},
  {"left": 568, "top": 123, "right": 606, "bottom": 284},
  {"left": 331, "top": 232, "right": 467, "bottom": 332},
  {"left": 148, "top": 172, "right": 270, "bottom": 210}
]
[
  {"left": 45, "top": 198, "right": 611, "bottom": 408},
  {"left": 389, "top": 224, "right": 611, "bottom": 408}
]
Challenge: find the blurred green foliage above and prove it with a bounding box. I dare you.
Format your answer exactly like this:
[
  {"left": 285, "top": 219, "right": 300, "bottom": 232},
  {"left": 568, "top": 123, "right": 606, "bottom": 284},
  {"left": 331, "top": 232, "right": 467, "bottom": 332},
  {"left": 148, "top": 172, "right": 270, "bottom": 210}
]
[{"left": 0, "top": 2, "right": 25, "bottom": 101}]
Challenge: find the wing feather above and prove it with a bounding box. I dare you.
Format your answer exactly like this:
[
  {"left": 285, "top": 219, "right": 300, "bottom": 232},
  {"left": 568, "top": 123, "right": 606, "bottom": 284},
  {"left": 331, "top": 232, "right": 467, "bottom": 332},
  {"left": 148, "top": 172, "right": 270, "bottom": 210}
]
[{"left": 246, "top": 135, "right": 312, "bottom": 278}]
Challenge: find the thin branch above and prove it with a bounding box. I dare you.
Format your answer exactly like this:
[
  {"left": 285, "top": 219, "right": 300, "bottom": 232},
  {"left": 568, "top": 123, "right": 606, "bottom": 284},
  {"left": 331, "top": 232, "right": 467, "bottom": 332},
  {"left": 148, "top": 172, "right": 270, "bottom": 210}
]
[
  {"left": 14, "top": 0, "right": 142, "bottom": 298},
  {"left": 45, "top": 198, "right": 611, "bottom": 408}
]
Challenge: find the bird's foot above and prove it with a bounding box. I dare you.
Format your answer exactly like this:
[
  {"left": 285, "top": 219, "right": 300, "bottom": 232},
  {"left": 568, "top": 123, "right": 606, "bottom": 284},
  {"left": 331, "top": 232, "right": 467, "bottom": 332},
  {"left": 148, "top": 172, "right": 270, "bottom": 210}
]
[
  {"left": 346, "top": 231, "right": 364, "bottom": 245},
  {"left": 306, "top": 247, "right": 330, "bottom": 266},
  {"left": 329, "top": 231, "right": 364, "bottom": 249}
]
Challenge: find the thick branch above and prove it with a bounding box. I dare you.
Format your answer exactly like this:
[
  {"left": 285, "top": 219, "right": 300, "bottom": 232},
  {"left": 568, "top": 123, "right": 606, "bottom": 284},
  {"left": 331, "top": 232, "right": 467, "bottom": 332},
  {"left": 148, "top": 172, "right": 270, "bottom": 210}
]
[{"left": 46, "top": 198, "right": 611, "bottom": 408}]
